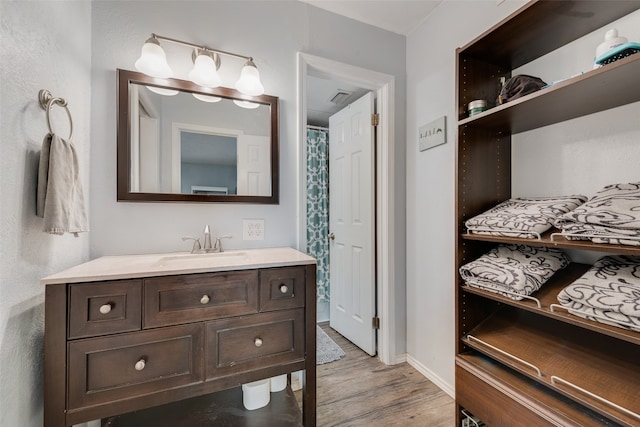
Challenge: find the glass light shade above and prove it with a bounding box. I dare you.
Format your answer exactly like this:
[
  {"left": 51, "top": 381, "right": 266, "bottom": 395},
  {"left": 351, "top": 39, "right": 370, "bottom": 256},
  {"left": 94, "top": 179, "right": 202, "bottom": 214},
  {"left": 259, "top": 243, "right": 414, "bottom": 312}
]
[
  {"left": 145, "top": 85, "right": 179, "bottom": 96},
  {"left": 135, "top": 40, "right": 173, "bottom": 78},
  {"left": 235, "top": 60, "right": 264, "bottom": 96},
  {"left": 193, "top": 93, "right": 222, "bottom": 103},
  {"left": 189, "top": 53, "right": 222, "bottom": 88},
  {"left": 233, "top": 100, "right": 261, "bottom": 109}
]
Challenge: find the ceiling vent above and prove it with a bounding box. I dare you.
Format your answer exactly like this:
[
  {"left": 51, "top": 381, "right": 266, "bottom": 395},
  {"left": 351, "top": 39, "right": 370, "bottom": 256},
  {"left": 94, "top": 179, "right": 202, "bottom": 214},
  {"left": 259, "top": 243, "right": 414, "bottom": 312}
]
[{"left": 329, "top": 90, "right": 353, "bottom": 105}]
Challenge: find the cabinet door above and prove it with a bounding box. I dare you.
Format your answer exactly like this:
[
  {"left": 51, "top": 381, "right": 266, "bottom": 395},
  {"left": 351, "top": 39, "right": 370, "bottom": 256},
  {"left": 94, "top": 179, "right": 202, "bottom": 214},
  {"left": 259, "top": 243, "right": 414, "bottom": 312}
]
[
  {"left": 69, "top": 280, "right": 142, "bottom": 339},
  {"left": 144, "top": 270, "right": 259, "bottom": 328},
  {"left": 206, "top": 309, "right": 305, "bottom": 378},
  {"left": 68, "top": 324, "right": 203, "bottom": 410},
  {"left": 259, "top": 267, "right": 306, "bottom": 312}
]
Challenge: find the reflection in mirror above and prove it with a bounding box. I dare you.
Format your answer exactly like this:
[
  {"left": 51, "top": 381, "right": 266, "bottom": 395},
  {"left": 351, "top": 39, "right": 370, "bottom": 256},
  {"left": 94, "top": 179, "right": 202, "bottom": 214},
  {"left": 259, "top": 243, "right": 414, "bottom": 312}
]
[{"left": 117, "top": 69, "right": 279, "bottom": 203}]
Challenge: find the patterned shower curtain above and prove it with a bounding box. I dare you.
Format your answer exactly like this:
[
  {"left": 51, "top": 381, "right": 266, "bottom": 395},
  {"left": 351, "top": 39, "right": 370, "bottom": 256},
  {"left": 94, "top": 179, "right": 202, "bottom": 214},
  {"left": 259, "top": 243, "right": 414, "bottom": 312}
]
[{"left": 306, "top": 128, "right": 330, "bottom": 303}]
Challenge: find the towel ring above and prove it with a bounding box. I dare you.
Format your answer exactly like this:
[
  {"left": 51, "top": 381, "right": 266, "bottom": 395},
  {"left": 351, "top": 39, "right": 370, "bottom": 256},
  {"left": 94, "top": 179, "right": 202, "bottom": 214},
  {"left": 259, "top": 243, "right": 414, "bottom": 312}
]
[{"left": 38, "top": 89, "right": 73, "bottom": 140}]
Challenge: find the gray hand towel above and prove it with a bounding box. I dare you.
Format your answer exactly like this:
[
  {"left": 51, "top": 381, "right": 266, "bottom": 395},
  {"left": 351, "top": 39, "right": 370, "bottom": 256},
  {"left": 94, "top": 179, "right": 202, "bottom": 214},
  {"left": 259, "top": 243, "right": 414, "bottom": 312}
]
[{"left": 36, "top": 133, "right": 88, "bottom": 236}]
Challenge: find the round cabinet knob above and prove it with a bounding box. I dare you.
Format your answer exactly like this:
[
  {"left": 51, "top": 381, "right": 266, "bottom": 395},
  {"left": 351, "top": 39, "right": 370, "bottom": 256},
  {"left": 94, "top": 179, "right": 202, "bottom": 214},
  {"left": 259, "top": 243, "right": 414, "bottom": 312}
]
[
  {"left": 254, "top": 338, "right": 263, "bottom": 347},
  {"left": 279, "top": 284, "right": 289, "bottom": 294},
  {"left": 99, "top": 303, "right": 112, "bottom": 314},
  {"left": 328, "top": 232, "right": 335, "bottom": 241},
  {"left": 134, "top": 359, "right": 146, "bottom": 371},
  {"left": 200, "top": 295, "right": 210, "bottom": 305}
]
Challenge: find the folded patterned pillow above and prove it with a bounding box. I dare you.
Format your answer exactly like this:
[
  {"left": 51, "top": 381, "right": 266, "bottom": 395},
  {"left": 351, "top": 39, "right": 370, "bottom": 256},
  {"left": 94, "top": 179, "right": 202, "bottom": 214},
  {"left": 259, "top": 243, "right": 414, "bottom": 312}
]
[
  {"left": 459, "top": 244, "right": 570, "bottom": 300},
  {"left": 556, "top": 182, "right": 640, "bottom": 246},
  {"left": 557, "top": 255, "right": 640, "bottom": 332},
  {"left": 465, "top": 195, "right": 587, "bottom": 238}
]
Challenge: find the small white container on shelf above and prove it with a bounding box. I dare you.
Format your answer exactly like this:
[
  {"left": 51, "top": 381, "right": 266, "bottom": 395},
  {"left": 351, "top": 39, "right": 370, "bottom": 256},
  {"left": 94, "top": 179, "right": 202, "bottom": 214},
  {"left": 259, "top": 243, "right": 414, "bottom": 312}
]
[
  {"left": 241, "top": 379, "right": 270, "bottom": 410},
  {"left": 270, "top": 374, "right": 287, "bottom": 392}
]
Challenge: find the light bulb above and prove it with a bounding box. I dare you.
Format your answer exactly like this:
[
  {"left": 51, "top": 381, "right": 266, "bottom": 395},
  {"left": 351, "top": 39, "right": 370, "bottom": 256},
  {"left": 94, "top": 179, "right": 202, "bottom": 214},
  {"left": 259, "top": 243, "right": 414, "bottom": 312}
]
[
  {"left": 134, "top": 38, "right": 173, "bottom": 78},
  {"left": 189, "top": 51, "right": 222, "bottom": 88},
  {"left": 193, "top": 93, "right": 222, "bottom": 103},
  {"left": 145, "top": 85, "right": 179, "bottom": 96},
  {"left": 233, "top": 100, "right": 260, "bottom": 109},
  {"left": 235, "top": 59, "right": 264, "bottom": 96}
]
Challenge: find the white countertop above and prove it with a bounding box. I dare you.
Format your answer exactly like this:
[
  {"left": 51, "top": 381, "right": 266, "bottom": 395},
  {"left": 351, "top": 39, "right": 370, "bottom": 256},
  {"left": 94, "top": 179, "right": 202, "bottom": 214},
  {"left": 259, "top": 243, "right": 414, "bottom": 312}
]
[{"left": 41, "top": 247, "right": 316, "bottom": 285}]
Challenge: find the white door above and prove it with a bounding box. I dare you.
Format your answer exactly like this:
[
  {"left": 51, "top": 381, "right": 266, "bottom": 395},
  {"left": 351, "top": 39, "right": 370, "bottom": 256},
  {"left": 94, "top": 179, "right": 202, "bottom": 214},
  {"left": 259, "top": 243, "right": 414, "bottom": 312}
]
[
  {"left": 237, "top": 135, "right": 271, "bottom": 196},
  {"left": 329, "top": 92, "right": 376, "bottom": 356}
]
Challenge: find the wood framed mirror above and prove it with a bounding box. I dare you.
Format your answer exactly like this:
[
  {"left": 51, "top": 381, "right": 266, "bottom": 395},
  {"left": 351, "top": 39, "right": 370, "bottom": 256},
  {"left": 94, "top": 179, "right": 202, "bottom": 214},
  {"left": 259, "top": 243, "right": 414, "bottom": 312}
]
[{"left": 117, "top": 69, "right": 279, "bottom": 203}]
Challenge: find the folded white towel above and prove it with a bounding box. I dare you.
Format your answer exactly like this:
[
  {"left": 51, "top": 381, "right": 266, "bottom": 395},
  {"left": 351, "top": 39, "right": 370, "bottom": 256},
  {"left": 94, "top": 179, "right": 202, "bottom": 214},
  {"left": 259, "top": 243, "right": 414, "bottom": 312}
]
[
  {"left": 459, "top": 244, "right": 570, "bottom": 300},
  {"left": 36, "top": 133, "right": 88, "bottom": 236}
]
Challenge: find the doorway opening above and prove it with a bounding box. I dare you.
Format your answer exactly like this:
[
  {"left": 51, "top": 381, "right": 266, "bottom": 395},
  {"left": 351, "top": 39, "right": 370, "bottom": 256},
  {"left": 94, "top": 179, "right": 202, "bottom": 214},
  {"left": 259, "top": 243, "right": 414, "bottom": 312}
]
[{"left": 297, "top": 52, "right": 397, "bottom": 365}]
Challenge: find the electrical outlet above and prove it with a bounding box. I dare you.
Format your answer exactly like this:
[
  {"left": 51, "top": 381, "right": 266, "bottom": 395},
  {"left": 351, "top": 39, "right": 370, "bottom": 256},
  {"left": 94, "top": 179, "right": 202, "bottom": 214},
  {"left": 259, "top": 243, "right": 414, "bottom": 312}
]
[{"left": 243, "top": 219, "right": 265, "bottom": 240}]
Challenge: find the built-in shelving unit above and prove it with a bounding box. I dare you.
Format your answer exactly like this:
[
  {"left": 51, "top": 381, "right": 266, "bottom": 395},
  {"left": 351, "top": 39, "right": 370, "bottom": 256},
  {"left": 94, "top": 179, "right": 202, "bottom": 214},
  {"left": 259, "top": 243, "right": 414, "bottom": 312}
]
[{"left": 455, "top": 1, "right": 640, "bottom": 426}]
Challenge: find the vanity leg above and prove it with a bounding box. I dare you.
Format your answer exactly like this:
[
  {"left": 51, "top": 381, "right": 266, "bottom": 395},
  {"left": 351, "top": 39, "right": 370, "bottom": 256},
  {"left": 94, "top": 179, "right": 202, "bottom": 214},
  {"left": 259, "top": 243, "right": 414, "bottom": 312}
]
[
  {"left": 303, "top": 265, "right": 317, "bottom": 427},
  {"left": 44, "top": 284, "right": 68, "bottom": 427}
]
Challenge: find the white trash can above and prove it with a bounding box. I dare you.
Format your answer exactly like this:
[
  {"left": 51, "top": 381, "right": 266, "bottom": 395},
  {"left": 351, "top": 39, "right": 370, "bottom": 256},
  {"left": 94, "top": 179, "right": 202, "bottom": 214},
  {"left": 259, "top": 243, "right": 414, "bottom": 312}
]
[
  {"left": 242, "top": 379, "right": 270, "bottom": 410},
  {"left": 270, "top": 374, "right": 287, "bottom": 392}
]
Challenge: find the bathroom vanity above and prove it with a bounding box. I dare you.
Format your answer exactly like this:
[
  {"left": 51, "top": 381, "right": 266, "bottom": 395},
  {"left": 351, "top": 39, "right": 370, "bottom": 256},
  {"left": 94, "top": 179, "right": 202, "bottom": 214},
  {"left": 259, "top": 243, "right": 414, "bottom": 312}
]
[{"left": 42, "top": 247, "right": 316, "bottom": 427}]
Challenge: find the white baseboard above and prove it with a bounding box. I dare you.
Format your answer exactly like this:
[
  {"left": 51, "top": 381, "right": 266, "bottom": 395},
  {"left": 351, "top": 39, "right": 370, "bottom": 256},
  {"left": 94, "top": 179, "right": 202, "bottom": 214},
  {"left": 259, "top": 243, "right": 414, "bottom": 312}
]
[{"left": 405, "top": 354, "right": 455, "bottom": 398}]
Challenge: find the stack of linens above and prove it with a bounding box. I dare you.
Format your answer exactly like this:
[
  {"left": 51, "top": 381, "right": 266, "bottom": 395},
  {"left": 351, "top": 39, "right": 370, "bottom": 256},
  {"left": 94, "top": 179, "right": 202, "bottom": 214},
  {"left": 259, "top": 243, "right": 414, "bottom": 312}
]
[
  {"left": 556, "top": 182, "right": 640, "bottom": 246},
  {"left": 557, "top": 255, "right": 640, "bottom": 332},
  {"left": 459, "top": 244, "right": 570, "bottom": 300},
  {"left": 465, "top": 195, "right": 587, "bottom": 238}
]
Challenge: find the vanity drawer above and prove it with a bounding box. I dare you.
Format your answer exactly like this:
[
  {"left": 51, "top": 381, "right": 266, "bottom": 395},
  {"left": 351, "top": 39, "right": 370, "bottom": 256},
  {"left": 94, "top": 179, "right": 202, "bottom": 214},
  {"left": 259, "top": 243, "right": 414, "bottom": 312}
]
[
  {"left": 144, "top": 271, "right": 259, "bottom": 328},
  {"left": 68, "top": 323, "right": 204, "bottom": 410},
  {"left": 259, "top": 267, "right": 306, "bottom": 312},
  {"left": 206, "top": 309, "right": 305, "bottom": 378},
  {"left": 68, "top": 280, "right": 142, "bottom": 339}
]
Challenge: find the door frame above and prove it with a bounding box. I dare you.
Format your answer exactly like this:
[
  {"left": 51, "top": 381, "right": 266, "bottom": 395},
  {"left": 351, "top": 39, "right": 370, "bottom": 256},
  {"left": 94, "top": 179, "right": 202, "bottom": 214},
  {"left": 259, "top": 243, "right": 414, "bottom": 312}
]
[{"left": 296, "top": 52, "right": 397, "bottom": 365}]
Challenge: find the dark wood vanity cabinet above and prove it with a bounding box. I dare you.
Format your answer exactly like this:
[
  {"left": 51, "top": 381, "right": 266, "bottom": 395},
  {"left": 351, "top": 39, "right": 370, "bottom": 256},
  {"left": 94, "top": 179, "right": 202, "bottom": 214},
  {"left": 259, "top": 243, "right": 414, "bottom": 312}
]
[
  {"left": 455, "top": 1, "right": 640, "bottom": 426},
  {"left": 44, "top": 260, "right": 316, "bottom": 427}
]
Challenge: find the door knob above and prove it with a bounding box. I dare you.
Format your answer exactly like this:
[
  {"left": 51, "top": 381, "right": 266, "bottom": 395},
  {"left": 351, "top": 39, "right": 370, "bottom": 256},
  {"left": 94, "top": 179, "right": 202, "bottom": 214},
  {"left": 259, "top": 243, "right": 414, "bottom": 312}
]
[{"left": 328, "top": 233, "right": 335, "bottom": 241}]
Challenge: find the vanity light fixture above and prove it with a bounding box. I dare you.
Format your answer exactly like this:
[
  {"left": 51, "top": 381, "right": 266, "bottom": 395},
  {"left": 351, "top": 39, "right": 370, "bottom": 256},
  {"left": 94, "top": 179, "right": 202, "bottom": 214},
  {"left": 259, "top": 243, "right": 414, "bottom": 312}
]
[{"left": 135, "top": 33, "right": 265, "bottom": 97}]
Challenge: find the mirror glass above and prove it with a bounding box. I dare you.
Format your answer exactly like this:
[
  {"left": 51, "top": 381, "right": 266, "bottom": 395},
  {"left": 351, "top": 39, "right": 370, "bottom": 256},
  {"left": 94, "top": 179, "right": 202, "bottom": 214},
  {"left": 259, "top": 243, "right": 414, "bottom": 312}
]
[{"left": 117, "top": 69, "right": 279, "bottom": 203}]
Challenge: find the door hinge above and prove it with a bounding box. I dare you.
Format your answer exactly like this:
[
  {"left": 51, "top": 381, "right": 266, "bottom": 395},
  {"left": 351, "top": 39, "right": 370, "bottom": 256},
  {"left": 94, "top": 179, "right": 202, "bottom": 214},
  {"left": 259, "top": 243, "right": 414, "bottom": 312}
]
[
  {"left": 371, "top": 113, "right": 379, "bottom": 127},
  {"left": 372, "top": 316, "right": 380, "bottom": 329}
]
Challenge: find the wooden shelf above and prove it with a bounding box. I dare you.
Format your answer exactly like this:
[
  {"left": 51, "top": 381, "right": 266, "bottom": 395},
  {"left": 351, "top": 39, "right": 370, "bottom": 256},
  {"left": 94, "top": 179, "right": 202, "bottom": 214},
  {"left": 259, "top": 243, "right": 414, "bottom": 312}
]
[
  {"left": 459, "top": 1, "right": 640, "bottom": 70},
  {"left": 458, "top": 54, "right": 640, "bottom": 133},
  {"left": 461, "top": 263, "right": 640, "bottom": 346},
  {"left": 102, "top": 385, "right": 302, "bottom": 427},
  {"left": 456, "top": 353, "right": 619, "bottom": 427},
  {"left": 462, "top": 228, "right": 640, "bottom": 256},
  {"left": 463, "top": 307, "right": 640, "bottom": 426},
  {"left": 454, "top": 2, "right": 640, "bottom": 425}
]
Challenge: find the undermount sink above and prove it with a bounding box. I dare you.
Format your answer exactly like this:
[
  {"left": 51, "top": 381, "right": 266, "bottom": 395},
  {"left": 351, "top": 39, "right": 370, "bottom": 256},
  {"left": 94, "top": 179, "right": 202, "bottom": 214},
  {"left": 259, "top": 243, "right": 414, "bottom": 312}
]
[{"left": 154, "top": 251, "right": 249, "bottom": 268}]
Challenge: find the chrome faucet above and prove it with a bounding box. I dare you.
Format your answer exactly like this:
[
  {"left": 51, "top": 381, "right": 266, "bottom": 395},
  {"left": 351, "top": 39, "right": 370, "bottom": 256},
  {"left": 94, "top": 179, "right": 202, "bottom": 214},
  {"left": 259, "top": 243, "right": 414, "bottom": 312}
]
[
  {"left": 181, "top": 236, "right": 202, "bottom": 253},
  {"left": 213, "top": 235, "right": 232, "bottom": 253},
  {"left": 182, "top": 227, "right": 231, "bottom": 253},
  {"left": 203, "top": 225, "right": 213, "bottom": 252}
]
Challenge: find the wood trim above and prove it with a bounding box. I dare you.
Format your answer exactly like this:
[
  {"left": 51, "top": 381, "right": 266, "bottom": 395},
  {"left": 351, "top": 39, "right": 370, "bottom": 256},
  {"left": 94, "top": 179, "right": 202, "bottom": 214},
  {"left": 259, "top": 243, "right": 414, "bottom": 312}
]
[
  {"left": 44, "top": 284, "right": 67, "bottom": 427},
  {"left": 116, "top": 68, "right": 280, "bottom": 204},
  {"left": 296, "top": 52, "right": 397, "bottom": 365},
  {"left": 303, "top": 264, "right": 317, "bottom": 427}
]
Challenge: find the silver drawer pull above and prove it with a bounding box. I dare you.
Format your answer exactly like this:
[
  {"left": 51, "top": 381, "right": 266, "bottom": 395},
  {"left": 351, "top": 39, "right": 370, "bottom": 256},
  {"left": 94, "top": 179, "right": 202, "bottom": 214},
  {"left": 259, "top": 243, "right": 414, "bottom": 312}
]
[
  {"left": 467, "top": 335, "right": 542, "bottom": 377},
  {"left": 254, "top": 338, "right": 263, "bottom": 347},
  {"left": 200, "top": 295, "right": 210, "bottom": 305},
  {"left": 99, "top": 303, "right": 112, "bottom": 314},
  {"left": 279, "top": 284, "right": 289, "bottom": 294},
  {"left": 550, "top": 375, "right": 640, "bottom": 421},
  {"left": 134, "top": 358, "right": 146, "bottom": 371}
]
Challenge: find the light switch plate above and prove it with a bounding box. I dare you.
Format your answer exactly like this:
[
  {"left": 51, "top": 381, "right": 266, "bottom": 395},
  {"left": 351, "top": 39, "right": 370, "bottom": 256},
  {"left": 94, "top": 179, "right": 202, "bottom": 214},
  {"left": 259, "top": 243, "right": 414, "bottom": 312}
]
[{"left": 243, "top": 219, "right": 265, "bottom": 240}]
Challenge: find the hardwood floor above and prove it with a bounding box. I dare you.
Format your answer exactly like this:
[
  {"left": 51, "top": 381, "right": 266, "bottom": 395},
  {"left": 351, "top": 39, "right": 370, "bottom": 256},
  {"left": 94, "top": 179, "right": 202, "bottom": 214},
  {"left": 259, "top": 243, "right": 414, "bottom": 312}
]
[{"left": 298, "top": 324, "right": 455, "bottom": 426}]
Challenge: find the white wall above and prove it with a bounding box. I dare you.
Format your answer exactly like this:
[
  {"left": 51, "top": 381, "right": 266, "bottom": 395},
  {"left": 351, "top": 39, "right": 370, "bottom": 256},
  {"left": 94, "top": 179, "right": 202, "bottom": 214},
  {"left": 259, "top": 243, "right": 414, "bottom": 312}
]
[
  {"left": 90, "top": 1, "right": 407, "bottom": 356},
  {"left": 0, "top": 1, "right": 92, "bottom": 426},
  {"left": 406, "top": 0, "right": 640, "bottom": 395},
  {"left": 89, "top": 1, "right": 405, "bottom": 258}
]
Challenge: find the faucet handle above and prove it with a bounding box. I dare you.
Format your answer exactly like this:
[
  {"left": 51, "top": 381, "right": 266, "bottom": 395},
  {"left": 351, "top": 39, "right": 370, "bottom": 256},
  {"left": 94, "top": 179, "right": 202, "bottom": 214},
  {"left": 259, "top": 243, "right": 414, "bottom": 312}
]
[
  {"left": 213, "top": 235, "right": 232, "bottom": 252},
  {"left": 182, "top": 236, "right": 202, "bottom": 253}
]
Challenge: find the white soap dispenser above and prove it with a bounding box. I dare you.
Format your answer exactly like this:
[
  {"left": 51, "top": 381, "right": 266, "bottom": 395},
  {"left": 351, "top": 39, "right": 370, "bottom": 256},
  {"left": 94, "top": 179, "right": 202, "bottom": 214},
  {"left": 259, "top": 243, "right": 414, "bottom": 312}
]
[{"left": 596, "top": 28, "right": 628, "bottom": 59}]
